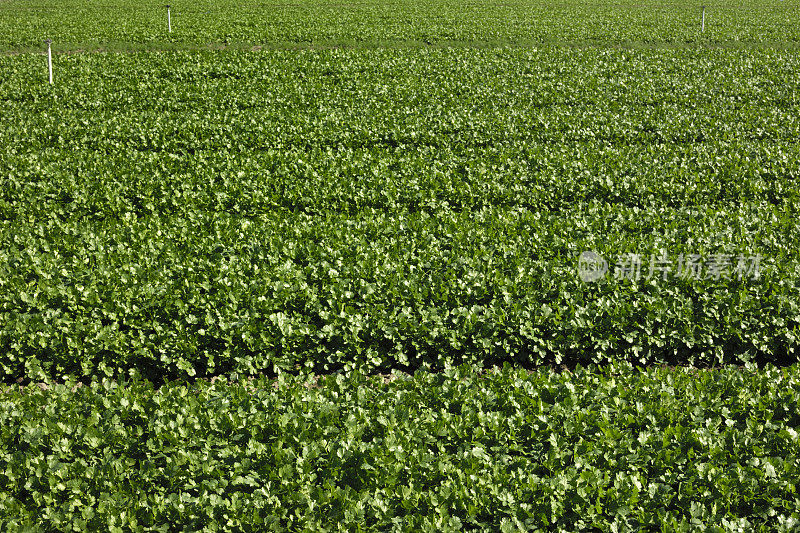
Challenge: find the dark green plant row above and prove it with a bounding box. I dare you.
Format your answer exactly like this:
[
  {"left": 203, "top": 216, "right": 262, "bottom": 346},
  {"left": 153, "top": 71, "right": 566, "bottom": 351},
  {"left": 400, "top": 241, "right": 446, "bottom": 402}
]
[
  {"left": 1, "top": 363, "right": 799, "bottom": 531},
  {"left": 3, "top": 49, "right": 799, "bottom": 220},
  {"left": 3, "top": 202, "right": 800, "bottom": 381},
  {"left": 2, "top": 0, "right": 799, "bottom": 52},
  {"left": 1, "top": 48, "right": 799, "bottom": 382}
]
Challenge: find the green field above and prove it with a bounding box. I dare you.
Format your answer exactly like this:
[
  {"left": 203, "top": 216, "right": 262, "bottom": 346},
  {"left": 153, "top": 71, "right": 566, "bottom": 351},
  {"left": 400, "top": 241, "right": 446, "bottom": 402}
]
[
  {"left": 2, "top": 0, "right": 800, "bottom": 530},
  {"left": 2, "top": 47, "right": 799, "bottom": 382},
  {"left": 1, "top": 0, "right": 799, "bottom": 52}
]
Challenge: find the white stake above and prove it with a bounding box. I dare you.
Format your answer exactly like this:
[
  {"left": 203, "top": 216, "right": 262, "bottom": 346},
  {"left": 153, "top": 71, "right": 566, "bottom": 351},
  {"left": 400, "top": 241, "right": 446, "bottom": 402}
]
[
  {"left": 701, "top": 6, "right": 706, "bottom": 32},
  {"left": 167, "top": 5, "right": 172, "bottom": 33},
  {"left": 45, "top": 39, "right": 53, "bottom": 84}
]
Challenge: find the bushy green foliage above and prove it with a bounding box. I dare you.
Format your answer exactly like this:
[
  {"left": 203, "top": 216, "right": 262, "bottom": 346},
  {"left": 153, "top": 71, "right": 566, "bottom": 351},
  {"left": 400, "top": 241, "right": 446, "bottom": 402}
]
[
  {"left": 1, "top": 48, "right": 799, "bottom": 381},
  {"left": 0, "top": 363, "right": 799, "bottom": 531},
  {"left": 2, "top": 1, "right": 800, "bottom": 528},
  {"left": 1, "top": 0, "right": 799, "bottom": 52}
]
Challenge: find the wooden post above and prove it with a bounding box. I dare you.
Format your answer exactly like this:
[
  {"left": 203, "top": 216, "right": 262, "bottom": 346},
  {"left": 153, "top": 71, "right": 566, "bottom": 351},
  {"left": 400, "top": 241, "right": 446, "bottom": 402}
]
[
  {"left": 45, "top": 39, "right": 53, "bottom": 84},
  {"left": 701, "top": 6, "right": 706, "bottom": 32},
  {"left": 166, "top": 5, "right": 172, "bottom": 33}
]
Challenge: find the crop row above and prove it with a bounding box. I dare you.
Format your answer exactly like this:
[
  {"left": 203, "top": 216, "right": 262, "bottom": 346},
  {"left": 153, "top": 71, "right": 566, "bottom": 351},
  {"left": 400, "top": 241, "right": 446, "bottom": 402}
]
[
  {"left": 2, "top": 0, "right": 800, "bottom": 52},
  {"left": 2, "top": 363, "right": 800, "bottom": 531}
]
